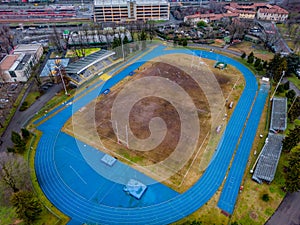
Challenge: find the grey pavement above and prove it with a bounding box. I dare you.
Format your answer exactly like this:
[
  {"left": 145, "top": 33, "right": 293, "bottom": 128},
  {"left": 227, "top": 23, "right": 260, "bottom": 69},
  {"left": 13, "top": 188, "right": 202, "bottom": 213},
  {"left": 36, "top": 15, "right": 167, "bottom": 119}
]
[
  {"left": 265, "top": 191, "right": 300, "bottom": 225},
  {"left": 0, "top": 83, "right": 62, "bottom": 151}
]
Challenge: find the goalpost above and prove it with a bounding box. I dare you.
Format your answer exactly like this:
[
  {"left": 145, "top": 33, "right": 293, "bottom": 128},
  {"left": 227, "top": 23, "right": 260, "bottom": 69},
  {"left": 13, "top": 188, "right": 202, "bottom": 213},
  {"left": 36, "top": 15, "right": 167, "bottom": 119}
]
[{"left": 114, "top": 120, "right": 129, "bottom": 149}]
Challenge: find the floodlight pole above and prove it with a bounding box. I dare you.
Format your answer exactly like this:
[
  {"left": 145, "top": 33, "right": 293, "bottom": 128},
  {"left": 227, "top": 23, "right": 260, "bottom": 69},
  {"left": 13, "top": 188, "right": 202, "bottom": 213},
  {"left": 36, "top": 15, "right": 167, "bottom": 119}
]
[
  {"left": 121, "top": 33, "right": 125, "bottom": 61},
  {"left": 270, "top": 70, "right": 285, "bottom": 101},
  {"left": 57, "top": 65, "right": 68, "bottom": 95}
]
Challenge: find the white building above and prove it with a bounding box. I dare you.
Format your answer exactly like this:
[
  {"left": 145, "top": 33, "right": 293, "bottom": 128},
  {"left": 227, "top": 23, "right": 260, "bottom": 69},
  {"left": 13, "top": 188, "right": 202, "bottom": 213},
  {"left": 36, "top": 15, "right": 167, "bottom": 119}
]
[
  {"left": 94, "top": 0, "right": 170, "bottom": 23},
  {"left": 13, "top": 44, "right": 43, "bottom": 64},
  {"left": 0, "top": 44, "right": 43, "bottom": 82},
  {"left": 257, "top": 5, "right": 289, "bottom": 22}
]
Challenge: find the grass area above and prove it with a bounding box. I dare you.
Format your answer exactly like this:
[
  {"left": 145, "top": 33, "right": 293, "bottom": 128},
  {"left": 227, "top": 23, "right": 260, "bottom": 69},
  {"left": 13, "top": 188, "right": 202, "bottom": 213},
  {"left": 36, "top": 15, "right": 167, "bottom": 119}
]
[
  {"left": 50, "top": 51, "right": 64, "bottom": 59},
  {"left": 287, "top": 74, "right": 300, "bottom": 89},
  {"left": 228, "top": 41, "right": 274, "bottom": 62},
  {"left": 22, "top": 91, "right": 41, "bottom": 109},
  {"left": 0, "top": 207, "right": 17, "bottom": 225},
  {"left": 65, "top": 48, "right": 101, "bottom": 58},
  {"left": 27, "top": 132, "right": 70, "bottom": 225}
]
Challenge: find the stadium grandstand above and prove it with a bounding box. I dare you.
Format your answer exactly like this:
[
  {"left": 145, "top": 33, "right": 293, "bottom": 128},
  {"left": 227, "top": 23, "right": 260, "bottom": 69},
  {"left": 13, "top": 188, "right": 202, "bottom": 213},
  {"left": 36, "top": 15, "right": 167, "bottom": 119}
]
[
  {"left": 252, "top": 133, "right": 284, "bottom": 184},
  {"left": 270, "top": 97, "right": 287, "bottom": 132},
  {"left": 65, "top": 49, "right": 117, "bottom": 86}
]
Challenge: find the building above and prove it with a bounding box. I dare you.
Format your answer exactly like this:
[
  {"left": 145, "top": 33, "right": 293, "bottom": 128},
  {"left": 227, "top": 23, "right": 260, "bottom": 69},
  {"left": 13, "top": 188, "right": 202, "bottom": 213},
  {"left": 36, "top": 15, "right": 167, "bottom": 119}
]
[
  {"left": 224, "top": 2, "right": 289, "bottom": 22},
  {"left": 184, "top": 12, "right": 239, "bottom": 24},
  {"left": 65, "top": 49, "right": 117, "bottom": 86},
  {"left": 94, "top": 0, "right": 170, "bottom": 23},
  {"left": 257, "top": 5, "right": 289, "bottom": 22},
  {"left": 13, "top": 44, "right": 43, "bottom": 64},
  {"left": 0, "top": 44, "right": 43, "bottom": 82},
  {"left": 224, "top": 2, "right": 259, "bottom": 20},
  {"left": 0, "top": 54, "right": 34, "bottom": 82}
]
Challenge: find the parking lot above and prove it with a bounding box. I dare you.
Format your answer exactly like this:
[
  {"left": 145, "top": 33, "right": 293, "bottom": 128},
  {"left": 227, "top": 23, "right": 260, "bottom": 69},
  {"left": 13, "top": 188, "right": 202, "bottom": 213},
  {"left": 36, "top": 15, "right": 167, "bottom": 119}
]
[{"left": 0, "top": 82, "right": 24, "bottom": 128}]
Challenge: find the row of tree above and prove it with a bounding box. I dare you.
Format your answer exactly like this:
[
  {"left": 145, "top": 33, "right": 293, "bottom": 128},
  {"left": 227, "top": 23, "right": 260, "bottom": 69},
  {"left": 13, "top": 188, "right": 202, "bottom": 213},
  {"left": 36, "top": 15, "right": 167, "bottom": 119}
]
[{"left": 0, "top": 151, "right": 42, "bottom": 224}]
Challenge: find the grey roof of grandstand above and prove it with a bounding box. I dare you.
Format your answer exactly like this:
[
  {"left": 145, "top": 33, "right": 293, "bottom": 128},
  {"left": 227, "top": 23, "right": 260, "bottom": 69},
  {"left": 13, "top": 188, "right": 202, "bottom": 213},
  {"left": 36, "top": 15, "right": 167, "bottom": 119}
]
[
  {"left": 65, "top": 49, "right": 115, "bottom": 75},
  {"left": 252, "top": 133, "right": 284, "bottom": 184},
  {"left": 270, "top": 97, "right": 287, "bottom": 131}
]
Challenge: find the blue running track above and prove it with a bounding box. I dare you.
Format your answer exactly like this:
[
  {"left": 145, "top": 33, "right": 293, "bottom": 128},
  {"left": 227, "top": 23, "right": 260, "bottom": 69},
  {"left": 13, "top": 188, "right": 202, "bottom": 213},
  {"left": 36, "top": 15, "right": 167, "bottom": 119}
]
[
  {"left": 217, "top": 83, "right": 269, "bottom": 214},
  {"left": 35, "top": 45, "right": 263, "bottom": 224}
]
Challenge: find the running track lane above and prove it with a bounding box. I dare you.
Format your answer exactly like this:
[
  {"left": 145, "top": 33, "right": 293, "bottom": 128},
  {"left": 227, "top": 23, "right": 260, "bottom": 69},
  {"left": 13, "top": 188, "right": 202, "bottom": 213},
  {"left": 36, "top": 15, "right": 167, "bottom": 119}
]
[
  {"left": 35, "top": 45, "right": 260, "bottom": 224},
  {"left": 218, "top": 83, "right": 269, "bottom": 214}
]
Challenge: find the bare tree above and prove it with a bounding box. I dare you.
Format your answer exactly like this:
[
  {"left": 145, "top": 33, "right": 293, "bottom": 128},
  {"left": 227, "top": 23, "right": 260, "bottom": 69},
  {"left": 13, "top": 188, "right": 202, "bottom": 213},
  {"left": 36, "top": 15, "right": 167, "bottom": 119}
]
[
  {"left": 49, "top": 25, "right": 64, "bottom": 53},
  {"left": 226, "top": 19, "right": 250, "bottom": 42},
  {"left": 0, "top": 152, "right": 31, "bottom": 205},
  {"left": 0, "top": 25, "right": 14, "bottom": 54}
]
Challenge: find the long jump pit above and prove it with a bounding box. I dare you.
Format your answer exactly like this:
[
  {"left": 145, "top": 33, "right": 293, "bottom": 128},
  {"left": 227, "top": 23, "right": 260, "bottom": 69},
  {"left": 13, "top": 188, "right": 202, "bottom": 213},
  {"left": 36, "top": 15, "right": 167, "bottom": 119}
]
[{"left": 63, "top": 53, "right": 244, "bottom": 192}]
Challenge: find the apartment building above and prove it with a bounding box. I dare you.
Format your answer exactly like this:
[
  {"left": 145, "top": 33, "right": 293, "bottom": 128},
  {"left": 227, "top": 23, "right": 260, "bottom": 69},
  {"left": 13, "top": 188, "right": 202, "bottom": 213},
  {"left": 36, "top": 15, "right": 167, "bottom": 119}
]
[
  {"left": 94, "top": 0, "right": 170, "bottom": 23},
  {"left": 224, "top": 2, "right": 289, "bottom": 22},
  {"left": 257, "top": 5, "right": 289, "bottom": 22}
]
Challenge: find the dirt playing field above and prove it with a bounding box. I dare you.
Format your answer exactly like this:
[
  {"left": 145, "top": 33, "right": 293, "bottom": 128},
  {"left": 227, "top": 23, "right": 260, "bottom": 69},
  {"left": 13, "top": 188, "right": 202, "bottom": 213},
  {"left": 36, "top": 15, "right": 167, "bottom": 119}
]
[{"left": 63, "top": 53, "right": 244, "bottom": 192}]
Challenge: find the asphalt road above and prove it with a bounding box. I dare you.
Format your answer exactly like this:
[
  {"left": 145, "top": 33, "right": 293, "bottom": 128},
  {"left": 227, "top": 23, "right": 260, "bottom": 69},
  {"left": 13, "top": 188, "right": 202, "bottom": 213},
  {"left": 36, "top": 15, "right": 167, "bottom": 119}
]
[
  {"left": 266, "top": 191, "right": 300, "bottom": 225},
  {"left": 0, "top": 83, "right": 62, "bottom": 151}
]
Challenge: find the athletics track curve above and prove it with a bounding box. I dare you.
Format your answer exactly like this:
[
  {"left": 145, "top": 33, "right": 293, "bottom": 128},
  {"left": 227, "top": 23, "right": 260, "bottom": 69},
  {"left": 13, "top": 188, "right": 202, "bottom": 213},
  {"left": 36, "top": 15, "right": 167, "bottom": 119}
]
[{"left": 35, "top": 45, "right": 259, "bottom": 224}]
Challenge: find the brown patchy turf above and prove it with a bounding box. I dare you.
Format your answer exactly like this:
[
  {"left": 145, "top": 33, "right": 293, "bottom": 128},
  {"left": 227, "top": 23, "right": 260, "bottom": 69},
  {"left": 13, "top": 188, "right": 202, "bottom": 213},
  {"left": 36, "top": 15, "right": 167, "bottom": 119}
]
[{"left": 63, "top": 53, "right": 244, "bottom": 192}]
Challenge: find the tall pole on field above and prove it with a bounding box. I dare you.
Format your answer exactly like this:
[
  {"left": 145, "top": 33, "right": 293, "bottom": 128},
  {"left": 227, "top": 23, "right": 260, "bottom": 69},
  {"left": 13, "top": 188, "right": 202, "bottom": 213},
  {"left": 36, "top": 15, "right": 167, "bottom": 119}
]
[
  {"left": 270, "top": 70, "right": 285, "bottom": 101},
  {"left": 55, "top": 59, "right": 68, "bottom": 95}
]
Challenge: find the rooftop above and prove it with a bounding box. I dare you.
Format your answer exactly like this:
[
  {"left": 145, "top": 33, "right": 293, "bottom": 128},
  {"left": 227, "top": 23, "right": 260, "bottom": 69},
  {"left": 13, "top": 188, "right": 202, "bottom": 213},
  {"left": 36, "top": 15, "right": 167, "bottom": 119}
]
[
  {"left": 13, "top": 44, "right": 42, "bottom": 54},
  {"left": 15, "top": 54, "right": 32, "bottom": 71},
  {"left": 65, "top": 49, "right": 115, "bottom": 75},
  {"left": 259, "top": 5, "right": 289, "bottom": 14},
  {"left": 0, "top": 54, "right": 20, "bottom": 70},
  {"left": 270, "top": 97, "right": 287, "bottom": 131},
  {"left": 252, "top": 133, "right": 284, "bottom": 183}
]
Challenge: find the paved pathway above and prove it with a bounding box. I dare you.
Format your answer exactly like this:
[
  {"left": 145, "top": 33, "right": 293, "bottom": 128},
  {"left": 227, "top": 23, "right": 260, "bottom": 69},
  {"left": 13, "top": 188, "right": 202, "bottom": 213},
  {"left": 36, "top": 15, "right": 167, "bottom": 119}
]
[
  {"left": 0, "top": 83, "right": 62, "bottom": 151},
  {"left": 266, "top": 191, "right": 300, "bottom": 225}
]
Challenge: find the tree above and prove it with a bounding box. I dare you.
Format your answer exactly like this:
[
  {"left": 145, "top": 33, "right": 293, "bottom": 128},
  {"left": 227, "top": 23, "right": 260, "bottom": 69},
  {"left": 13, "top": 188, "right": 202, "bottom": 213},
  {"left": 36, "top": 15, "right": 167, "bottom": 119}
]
[
  {"left": 11, "top": 131, "right": 26, "bottom": 154},
  {"left": 286, "top": 89, "right": 296, "bottom": 100},
  {"left": 21, "top": 128, "right": 30, "bottom": 141},
  {"left": 197, "top": 21, "right": 207, "bottom": 28},
  {"left": 284, "top": 146, "right": 300, "bottom": 193},
  {"left": 288, "top": 96, "right": 300, "bottom": 122},
  {"left": 282, "top": 125, "right": 300, "bottom": 152},
  {"left": 254, "top": 58, "right": 261, "bottom": 68},
  {"left": 276, "top": 84, "right": 285, "bottom": 94},
  {"left": 241, "top": 52, "right": 246, "bottom": 59},
  {"left": 11, "top": 191, "right": 42, "bottom": 224},
  {"left": 0, "top": 25, "right": 14, "bottom": 54},
  {"left": 286, "top": 53, "right": 300, "bottom": 76},
  {"left": 123, "top": 35, "right": 130, "bottom": 56},
  {"left": 268, "top": 54, "right": 287, "bottom": 83},
  {"left": 140, "top": 30, "right": 147, "bottom": 50},
  {"left": 261, "top": 193, "right": 270, "bottom": 202},
  {"left": 49, "top": 25, "right": 64, "bottom": 53},
  {"left": 247, "top": 52, "right": 254, "bottom": 64},
  {"left": 0, "top": 152, "right": 31, "bottom": 205},
  {"left": 283, "top": 81, "right": 290, "bottom": 90},
  {"left": 182, "top": 38, "right": 188, "bottom": 47}
]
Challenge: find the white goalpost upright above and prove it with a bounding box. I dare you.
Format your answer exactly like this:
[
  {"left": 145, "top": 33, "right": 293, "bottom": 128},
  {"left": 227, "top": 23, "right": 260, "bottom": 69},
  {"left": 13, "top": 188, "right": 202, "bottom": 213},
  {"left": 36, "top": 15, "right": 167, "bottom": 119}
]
[{"left": 114, "top": 120, "right": 129, "bottom": 148}]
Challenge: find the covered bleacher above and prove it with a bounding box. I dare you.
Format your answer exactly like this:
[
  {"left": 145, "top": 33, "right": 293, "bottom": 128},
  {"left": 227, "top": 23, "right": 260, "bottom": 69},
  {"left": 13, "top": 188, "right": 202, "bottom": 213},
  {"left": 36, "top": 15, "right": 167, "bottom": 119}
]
[
  {"left": 270, "top": 97, "right": 287, "bottom": 131},
  {"left": 65, "top": 49, "right": 117, "bottom": 86},
  {"left": 252, "top": 133, "right": 284, "bottom": 184}
]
